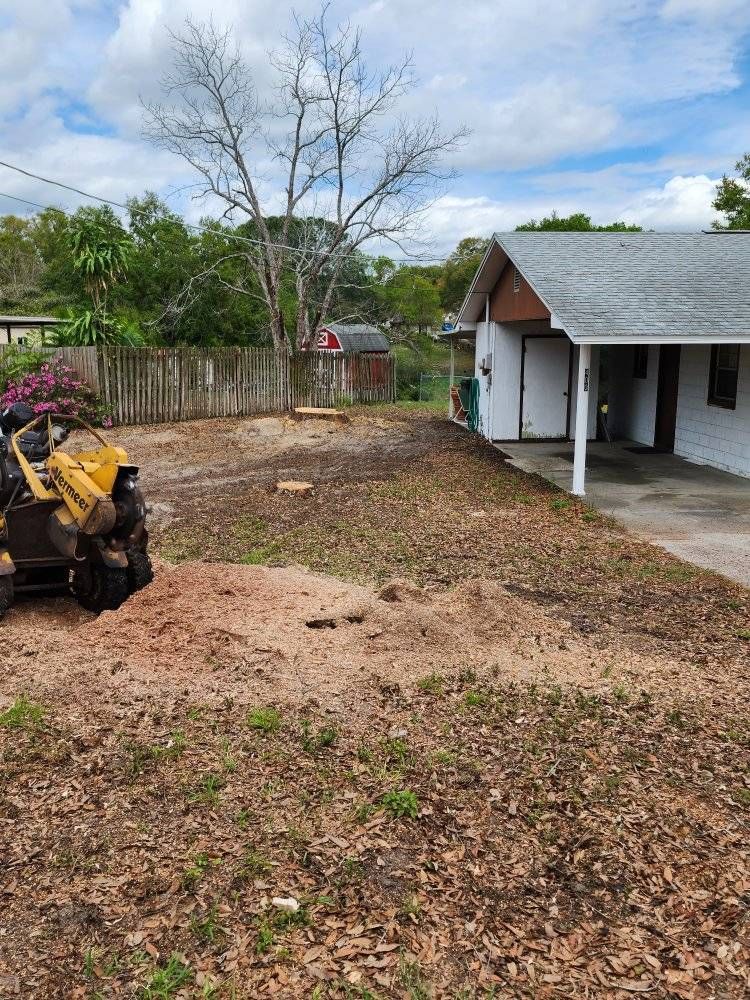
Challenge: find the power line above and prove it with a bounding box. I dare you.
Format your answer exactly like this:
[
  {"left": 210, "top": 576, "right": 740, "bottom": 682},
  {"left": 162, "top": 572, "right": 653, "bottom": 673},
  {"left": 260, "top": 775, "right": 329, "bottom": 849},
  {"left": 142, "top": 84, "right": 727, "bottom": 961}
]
[{"left": 0, "top": 159, "right": 449, "bottom": 265}]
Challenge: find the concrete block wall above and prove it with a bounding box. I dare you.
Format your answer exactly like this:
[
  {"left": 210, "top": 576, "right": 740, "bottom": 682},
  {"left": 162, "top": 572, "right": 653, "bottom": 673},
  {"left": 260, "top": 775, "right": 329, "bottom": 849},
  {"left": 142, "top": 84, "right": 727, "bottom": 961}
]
[{"left": 674, "top": 345, "right": 749, "bottom": 478}]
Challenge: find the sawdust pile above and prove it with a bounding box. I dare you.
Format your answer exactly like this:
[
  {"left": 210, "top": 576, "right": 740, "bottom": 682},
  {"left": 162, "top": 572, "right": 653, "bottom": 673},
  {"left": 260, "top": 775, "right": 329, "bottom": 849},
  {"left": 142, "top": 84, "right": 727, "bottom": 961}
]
[{"left": 75, "top": 561, "right": 602, "bottom": 702}]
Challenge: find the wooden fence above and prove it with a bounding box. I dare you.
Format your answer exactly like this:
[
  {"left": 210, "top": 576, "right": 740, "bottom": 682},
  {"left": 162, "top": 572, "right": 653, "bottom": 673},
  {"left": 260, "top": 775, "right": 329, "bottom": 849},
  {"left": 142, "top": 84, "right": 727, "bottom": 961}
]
[{"left": 0, "top": 345, "right": 395, "bottom": 425}]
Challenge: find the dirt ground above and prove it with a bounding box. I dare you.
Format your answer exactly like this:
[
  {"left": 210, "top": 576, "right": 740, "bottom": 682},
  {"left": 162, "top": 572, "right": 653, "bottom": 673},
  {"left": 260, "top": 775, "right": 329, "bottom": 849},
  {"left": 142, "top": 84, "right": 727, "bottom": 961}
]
[{"left": 0, "top": 405, "right": 748, "bottom": 999}]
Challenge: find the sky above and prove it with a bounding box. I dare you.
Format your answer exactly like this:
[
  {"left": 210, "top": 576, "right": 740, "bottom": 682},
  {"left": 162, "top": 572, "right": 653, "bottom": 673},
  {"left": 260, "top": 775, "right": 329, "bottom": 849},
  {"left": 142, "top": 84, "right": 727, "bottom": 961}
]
[{"left": 1, "top": 0, "right": 750, "bottom": 256}]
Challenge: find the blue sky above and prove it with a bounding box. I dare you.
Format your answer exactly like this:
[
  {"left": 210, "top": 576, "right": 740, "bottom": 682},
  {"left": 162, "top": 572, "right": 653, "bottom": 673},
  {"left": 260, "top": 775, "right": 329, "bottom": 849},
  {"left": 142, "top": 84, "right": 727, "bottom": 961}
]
[{"left": 1, "top": 0, "right": 749, "bottom": 253}]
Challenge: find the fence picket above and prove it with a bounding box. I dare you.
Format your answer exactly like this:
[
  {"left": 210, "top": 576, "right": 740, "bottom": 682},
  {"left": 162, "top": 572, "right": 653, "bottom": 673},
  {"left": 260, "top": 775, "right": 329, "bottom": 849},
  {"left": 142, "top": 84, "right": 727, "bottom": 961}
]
[{"left": 0, "top": 344, "right": 394, "bottom": 425}]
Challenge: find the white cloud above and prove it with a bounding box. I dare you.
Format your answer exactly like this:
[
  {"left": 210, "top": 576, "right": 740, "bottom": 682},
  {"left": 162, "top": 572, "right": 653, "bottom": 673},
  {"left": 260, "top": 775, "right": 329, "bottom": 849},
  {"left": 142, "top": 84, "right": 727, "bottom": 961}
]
[
  {"left": 449, "top": 79, "right": 620, "bottom": 171},
  {"left": 421, "top": 174, "right": 722, "bottom": 252},
  {"left": 619, "top": 174, "right": 720, "bottom": 229}
]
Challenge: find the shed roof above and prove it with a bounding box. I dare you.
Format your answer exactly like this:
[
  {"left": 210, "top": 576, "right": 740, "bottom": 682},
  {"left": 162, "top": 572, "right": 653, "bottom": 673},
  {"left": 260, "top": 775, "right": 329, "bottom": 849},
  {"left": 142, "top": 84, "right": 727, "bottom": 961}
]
[
  {"left": 324, "top": 323, "right": 390, "bottom": 352},
  {"left": 0, "top": 315, "right": 61, "bottom": 326},
  {"left": 455, "top": 232, "right": 750, "bottom": 343}
]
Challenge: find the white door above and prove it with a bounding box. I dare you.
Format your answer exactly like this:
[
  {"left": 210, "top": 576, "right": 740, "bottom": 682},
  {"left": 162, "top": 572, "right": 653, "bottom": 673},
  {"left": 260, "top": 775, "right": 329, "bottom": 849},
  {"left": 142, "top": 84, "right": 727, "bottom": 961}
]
[{"left": 521, "top": 337, "right": 571, "bottom": 439}]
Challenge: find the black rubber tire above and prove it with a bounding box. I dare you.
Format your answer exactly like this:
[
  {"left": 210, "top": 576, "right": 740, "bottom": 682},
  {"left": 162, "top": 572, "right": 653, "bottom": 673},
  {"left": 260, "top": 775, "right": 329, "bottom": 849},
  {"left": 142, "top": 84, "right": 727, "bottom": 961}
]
[
  {"left": 0, "top": 576, "right": 13, "bottom": 620},
  {"left": 75, "top": 565, "right": 129, "bottom": 614},
  {"left": 126, "top": 550, "right": 153, "bottom": 594}
]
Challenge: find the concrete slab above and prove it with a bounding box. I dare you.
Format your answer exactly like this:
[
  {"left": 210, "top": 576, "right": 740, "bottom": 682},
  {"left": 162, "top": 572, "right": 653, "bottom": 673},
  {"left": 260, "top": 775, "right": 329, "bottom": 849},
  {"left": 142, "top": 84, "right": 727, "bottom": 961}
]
[{"left": 499, "top": 440, "right": 750, "bottom": 588}]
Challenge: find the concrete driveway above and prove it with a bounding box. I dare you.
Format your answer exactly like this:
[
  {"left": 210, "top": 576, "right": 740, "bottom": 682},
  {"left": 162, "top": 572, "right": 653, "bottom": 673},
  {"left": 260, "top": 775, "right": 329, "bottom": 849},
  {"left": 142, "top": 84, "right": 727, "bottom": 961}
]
[{"left": 500, "top": 440, "right": 750, "bottom": 588}]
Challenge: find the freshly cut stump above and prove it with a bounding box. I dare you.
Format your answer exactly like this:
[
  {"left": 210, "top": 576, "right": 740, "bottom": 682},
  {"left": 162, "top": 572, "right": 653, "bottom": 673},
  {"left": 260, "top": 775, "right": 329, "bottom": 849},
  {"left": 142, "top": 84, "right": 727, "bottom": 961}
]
[
  {"left": 292, "top": 406, "right": 348, "bottom": 422},
  {"left": 277, "top": 480, "right": 314, "bottom": 494}
]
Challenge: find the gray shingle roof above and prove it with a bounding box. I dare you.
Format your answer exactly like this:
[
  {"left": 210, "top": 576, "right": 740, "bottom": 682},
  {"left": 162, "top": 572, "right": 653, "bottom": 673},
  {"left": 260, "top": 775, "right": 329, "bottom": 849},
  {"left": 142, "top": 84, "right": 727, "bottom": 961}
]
[
  {"left": 324, "top": 323, "right": 390, "bottom": 352},
  {"left": 461, "top": 232, "right": 750, "bottom": 342}
]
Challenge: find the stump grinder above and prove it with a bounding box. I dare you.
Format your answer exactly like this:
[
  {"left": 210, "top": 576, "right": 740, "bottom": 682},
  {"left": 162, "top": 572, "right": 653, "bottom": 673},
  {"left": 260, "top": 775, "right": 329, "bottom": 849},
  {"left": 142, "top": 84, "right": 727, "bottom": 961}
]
[{"left": 0, "top": 402, "right": 152, "bottom": 618}]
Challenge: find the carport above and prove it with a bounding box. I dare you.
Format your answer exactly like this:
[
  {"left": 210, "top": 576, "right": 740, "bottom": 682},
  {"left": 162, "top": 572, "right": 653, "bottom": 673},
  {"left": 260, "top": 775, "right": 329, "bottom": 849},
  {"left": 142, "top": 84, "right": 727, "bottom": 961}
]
[
  {"left": 451, "top": 232, "right": 750, "bottom": 495},
  {"left": 501, "top": 439, "right": 750, "bottom": 586}
]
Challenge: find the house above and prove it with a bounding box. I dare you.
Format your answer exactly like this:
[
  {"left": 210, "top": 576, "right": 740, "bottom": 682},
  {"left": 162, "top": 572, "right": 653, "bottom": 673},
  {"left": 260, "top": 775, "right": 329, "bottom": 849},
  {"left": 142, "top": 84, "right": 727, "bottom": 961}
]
[
  {"left": 315, "top": 322, "right": 390, "bottom": 353},
  {"left": 0, "top": 315, "right": 62, "bottom": 345},
  {"left": 449, "top": 232, "right": 750, "bottom": 493}
]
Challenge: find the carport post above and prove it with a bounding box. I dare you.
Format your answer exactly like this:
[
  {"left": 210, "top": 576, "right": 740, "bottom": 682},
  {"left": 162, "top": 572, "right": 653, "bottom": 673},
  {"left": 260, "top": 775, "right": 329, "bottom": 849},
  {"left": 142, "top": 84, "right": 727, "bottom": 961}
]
[{"left": 572, "top": 343, "right": 591, "bottom": 496}]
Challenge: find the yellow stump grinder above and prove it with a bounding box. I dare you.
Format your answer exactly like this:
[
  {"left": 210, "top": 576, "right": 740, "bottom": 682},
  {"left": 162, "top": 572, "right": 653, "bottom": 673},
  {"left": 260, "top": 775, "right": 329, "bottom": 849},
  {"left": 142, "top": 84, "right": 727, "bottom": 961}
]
[{"left": 0, "top": 402, "right": 152, "bottom": 618}]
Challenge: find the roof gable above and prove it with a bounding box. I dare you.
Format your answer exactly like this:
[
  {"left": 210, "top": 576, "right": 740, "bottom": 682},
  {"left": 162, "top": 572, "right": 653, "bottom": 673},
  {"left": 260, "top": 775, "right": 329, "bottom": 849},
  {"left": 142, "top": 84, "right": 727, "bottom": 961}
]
[
  {"left": 456, "top": 232, "right": 750, "bottom": 343},
  {"left": 323, "top": 323, "right": 390, "bottom": 352}
]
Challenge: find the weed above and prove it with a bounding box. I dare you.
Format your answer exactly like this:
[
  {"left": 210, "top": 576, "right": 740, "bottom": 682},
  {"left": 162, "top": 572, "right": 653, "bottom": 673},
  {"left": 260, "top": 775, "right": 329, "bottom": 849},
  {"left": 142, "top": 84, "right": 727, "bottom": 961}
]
[
  {"left": 83, "top": 946, "right": 97, "bottom": 979},
  {"left": 738, "top": 629, "right": 750, "bottom": 640},
  {"left": 581, "top": 509, "right": 599, "bottom": 523},
  {"left": 400, "top": 893, "right": 422, "bottom": 918},
  {"left": 381, "top": 736, "right": 410, "bottom": 765},
  {"left": 255, "top": 920, "right": 275, "bottom": 954},
  {"left": 127, "top": 731, "right": 186, "bottom": 775},
  {"left": 341, "top": 856, "right": 364, "bottom": 881},
  {"left": 666, "top": 709, "right": 687, "bottom": 728},
  {"left": 248, "top": 707, "right": 281, "bottom": 733},
  {"left": 734, "top": 788, "right": 750, "bottom": 808},
  {"left": 356, "top": 742, "right": 374, "bottom": 763},
  {"left": 612, "top": 683, "right": 630, "bottom": 704},
  {"left": 430, "top": 749, "right": 456, "bottom": 767},
  {"left": 0, "top": 696, "right": 44, "bottom": 730},
  {"left": 190, "top": 904, "right": 222, "bottom": 944},
  {"left": 138, "top": 954, "right": 192, "bottom": 998},
  {"left": 187, "top": 772, "right": 224, "bottom": 806},
  {"left": 300, "top": 720, "right": 338, "bottom": 753},
  {"left": 464, "top": 690, "right": 489, "bottom": 708},
  {"left": 355, "top": 802, "right": 376, "bottom": 823},
  {"left": 220, "top": 738, "right": 237, "bottom": 773},
  {"left": 398, "top": 956, "right": 430, "bottom": 999},
  {"left": 238, "top": 848, "right": 272, "bottom": 880},
  {"left": 232, "top": 813, "right": 253, "bottom": 837},
  {"left": 550, "top": 497, "right": 570, "bottom": 512},
  {"left": 182, "top": 852, "right": 213, "bottom": 890},
  {"left": 417, "top": 673, "right": 444, "bottom": 696},
  {"left": 381, "top": 789, "right": 419, "bottom": 820}
]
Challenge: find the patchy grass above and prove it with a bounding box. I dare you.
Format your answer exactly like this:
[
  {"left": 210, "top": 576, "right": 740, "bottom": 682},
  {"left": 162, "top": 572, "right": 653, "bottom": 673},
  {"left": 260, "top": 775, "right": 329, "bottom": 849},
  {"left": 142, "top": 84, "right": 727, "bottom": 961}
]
[
  {"left": 247, "top": 707, "right": 282, "bottom": 733},
  {"left": 0, "top": 696, "right": 44, "bottom": 730}
]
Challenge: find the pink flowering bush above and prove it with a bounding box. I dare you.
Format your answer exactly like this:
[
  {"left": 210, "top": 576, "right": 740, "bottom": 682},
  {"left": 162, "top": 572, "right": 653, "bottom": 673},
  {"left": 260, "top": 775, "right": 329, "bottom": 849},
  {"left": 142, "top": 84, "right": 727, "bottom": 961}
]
[{"left": 0, "top": 358, "right": 109, "bottom": 426}]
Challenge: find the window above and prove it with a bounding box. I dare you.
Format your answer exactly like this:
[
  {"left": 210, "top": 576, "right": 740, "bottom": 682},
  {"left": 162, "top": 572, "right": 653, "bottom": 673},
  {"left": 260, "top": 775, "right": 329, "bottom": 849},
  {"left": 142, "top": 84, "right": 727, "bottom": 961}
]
[
  {"left": 513, "top": 267, "right": 521, "bottom": 293},
  {"left": 633, "top": 344, "right": 648, "bottom": 379},
  {"left": 708, "top": 344, "right": 740, "bottom": 409}
]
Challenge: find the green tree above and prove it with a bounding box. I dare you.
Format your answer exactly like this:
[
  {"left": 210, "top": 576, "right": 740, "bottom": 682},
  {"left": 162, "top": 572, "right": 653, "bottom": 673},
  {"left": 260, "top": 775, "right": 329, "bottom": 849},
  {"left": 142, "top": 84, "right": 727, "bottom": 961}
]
[
  {"left": 439, "top": 237, "right": 490, "bottom": 313},
  {"left": 377, "top": 263, "right": 442, "bottom": 335},
  {"left": 712, "top": 153, "right": 750, "bottom": 230},
  {"left": 515, "top": 211, "right": 641, "bottom": 232},
  {"left": 56, "top": 206, "right": 140, "bottom": 345}
]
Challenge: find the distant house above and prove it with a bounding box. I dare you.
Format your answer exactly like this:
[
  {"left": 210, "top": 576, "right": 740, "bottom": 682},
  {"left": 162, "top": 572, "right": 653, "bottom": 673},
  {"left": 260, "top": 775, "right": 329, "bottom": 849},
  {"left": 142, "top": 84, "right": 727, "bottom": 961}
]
[
  {"left": 449, "top": 232, "right": 750, "bottom": 493},
  {"left": 315, "top": 322, "right": 390, "bottom": 353},
  {"left": 0, "top": 315, "right": 62, "bottom": 345}
]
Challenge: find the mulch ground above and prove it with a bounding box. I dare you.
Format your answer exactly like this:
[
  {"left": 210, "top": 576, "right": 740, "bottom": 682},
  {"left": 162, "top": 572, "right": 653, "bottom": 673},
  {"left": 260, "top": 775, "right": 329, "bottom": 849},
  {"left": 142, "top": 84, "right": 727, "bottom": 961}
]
[{"left": 0, "top": 405, "right": 748, "bottom": 999}]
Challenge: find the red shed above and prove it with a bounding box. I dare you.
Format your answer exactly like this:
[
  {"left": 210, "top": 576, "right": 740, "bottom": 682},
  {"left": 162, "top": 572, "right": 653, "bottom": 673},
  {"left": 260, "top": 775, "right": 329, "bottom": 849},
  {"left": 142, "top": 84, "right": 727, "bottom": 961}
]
[{"left": 314, "top": 322, "right": 390, "bottom": 353}]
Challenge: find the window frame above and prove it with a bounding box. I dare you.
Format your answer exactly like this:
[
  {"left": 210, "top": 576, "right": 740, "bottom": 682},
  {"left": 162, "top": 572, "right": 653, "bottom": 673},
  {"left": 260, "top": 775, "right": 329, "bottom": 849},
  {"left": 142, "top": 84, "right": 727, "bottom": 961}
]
[
  {"left": 632, "top": 344, "right": 648, "bottom": 380},
  {"left": 707, "top": 343, "right": 740, "bottom": 410}
]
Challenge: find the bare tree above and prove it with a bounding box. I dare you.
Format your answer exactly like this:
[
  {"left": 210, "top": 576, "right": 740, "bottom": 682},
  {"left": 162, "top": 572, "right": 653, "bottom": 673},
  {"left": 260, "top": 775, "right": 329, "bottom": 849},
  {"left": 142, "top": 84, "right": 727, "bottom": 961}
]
[{"left": 143, "top": 5, "right": 465, "bottom": 350}]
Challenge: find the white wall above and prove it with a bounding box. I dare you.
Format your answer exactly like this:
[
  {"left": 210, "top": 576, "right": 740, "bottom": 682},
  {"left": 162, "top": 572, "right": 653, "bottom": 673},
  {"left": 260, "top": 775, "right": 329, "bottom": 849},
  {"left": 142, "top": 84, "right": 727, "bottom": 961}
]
[
  {"left": 490, "top": 322, "right": 523, "bottom": 439},
  {"left": 674, "top": 345, "right": 750, "bottom": 478},
  {"left": 607, "top": 345, "right": 659, "bottom": 445},
  {"left": 472, "top": 322, "right": 597, "bottom": 441},
  {"left": 569, "top": 344, "right": 600, "bottom": 441},
  {"left": 474, "top": 322, "right": 493, "bottom": 438}
]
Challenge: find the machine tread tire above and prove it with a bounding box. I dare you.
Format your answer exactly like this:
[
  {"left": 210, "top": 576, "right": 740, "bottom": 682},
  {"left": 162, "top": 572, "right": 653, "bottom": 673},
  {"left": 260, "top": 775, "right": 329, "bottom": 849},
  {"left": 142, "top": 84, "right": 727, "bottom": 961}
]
[
  {"left": 0, "top": 577, "right": 13, "bottom": 620},
  {"left": 127, "top": 550, "right": 153, "bottom": 593},
  {"left": 76, "top": 566, "right": 129, "bottom": 614}
]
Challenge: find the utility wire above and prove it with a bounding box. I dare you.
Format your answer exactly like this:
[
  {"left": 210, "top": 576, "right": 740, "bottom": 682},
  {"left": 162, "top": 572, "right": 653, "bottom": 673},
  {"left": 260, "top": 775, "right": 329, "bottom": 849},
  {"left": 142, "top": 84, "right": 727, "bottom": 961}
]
[{"left": 0, "top": 159, "right": 449, "bottom": 265}]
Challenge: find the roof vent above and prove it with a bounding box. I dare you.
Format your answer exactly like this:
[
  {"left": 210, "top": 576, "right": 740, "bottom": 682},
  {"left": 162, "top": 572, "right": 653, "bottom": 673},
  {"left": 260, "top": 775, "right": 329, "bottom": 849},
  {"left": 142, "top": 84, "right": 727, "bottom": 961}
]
[{"left": 513, "top": 267, "right": 520, "bottom": 293}]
